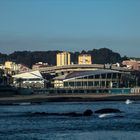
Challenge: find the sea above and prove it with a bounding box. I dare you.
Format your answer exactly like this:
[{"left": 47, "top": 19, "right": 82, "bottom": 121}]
[{"left": 0, "top": 101, "right": 140, "bottom": 140}]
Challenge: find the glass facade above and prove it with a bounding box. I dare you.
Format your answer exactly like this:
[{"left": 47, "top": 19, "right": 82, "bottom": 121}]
[
  {"left": 63, "top": 73, "right": 122, "bottom": 89},
  {"left": 54, "top": 70, "right": 134, "bottom": 89}
]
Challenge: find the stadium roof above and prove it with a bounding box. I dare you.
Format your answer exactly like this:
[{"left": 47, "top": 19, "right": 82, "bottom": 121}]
[
  {"left": 12, "top": 70, "right": 43, "bottom": 79},
  {"left": 64, "top": 69, "right": 121, "bottom": 81}
]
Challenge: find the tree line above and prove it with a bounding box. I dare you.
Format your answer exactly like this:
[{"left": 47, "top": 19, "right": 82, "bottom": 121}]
[{"left": 0, "top": 48, "right": 128, "bottom": 68}]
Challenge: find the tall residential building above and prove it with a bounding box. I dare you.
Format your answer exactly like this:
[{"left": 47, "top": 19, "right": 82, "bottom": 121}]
[
  {"left": 56, "top": 52, "right": 71, "bottom": 66},
  {"left": 78, "top": 54, "right": 92, "bottom": 65}
]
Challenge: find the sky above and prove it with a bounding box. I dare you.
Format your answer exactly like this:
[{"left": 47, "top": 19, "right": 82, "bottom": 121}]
[{"left": 0, "top": 0, "right": 140, "bottom": 57}]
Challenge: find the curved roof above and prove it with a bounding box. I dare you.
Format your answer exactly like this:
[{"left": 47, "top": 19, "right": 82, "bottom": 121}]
[
  {"left": 13, "top": 70, "right": 43, "bottom": 79},
  {"left": 64, "top": 69, "right": 121, "bottom": 81}
]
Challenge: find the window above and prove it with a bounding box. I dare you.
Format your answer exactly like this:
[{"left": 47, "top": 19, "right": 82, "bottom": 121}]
[
  {"left": 95, "top": 81, "right": 99, "bottom": 87},
  {"left": 88, "top": 75, "right": 93, "bottom": 79},
  {"left": 69, "top": 82, "right": 74, "bottom": 86},
  {"left": 64, "top": 82, "right": 68, "bottom": 87},
  {"left": 88, "top": 82, "right": 93, "bottom": 86},
  {"left": 101, "top": 74, "right": 106, "bottom": 79},
  {"left": 101, "top": 81, "right": 105, "bottom": 87},
  {"left": 83, "top": 82, "right": 88, "bottom": 86},
  {"left": 107, "top": 73, "right": 111, "bottom": 79},
  {"left": 95, "top": 75, "right": 100, "bottom": 79},
  {"left": 77, "top": 82, "right": 81, "bottom": 87},
  {"left": 112, "top": 73, "right": 117, "bottom": 79}
]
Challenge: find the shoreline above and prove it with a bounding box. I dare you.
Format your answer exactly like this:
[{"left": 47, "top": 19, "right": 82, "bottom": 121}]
[{"left": 0, "top": 93, "right": 140, "bottom": 104}]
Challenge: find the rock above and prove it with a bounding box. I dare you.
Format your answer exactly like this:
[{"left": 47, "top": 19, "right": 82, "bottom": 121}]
[
  {"left": 62, "top": 112, "right": 81, "bottom": 117},
  {"left": 94, "top": 108, "right": 122, "bottom": 114},
  {"left": 83, "top": 109, "right": 93, "bottom": 116},
  {"left": 33, "top": 112, "right": 48, "bottom": 115},
  {"left": 30, "top": 109, "right": 93, "bottom": 117}
]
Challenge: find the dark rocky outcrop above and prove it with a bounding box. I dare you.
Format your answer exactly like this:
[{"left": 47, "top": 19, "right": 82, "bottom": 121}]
[
  {"left": 30, "top": 109, "right": 93, "bottom": 117},
  {"left": 83, "top": 109, "right": 93, "bottom": 116},
  {"left": 94, "top": 108, "right": 122, "bottom": 114}
]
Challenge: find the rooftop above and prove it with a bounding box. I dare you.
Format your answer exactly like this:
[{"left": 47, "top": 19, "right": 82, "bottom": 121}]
[{"left": 54, "top": 69, "right": 121, "bottom": 81}]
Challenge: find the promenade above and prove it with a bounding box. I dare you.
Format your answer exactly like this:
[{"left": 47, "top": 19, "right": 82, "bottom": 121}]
[{"left": 0, "top": 93, "right": 140, "bottom": 104}]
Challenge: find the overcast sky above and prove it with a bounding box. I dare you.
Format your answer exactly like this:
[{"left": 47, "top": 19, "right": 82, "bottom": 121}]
[{"left": 0, "top": 0, "right": 140, "bottom": 57}]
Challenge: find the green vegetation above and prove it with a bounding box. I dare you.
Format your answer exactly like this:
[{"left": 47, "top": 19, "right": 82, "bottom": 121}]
[{"left": 0, "top": 48, "right": 128, "bottom": 68}]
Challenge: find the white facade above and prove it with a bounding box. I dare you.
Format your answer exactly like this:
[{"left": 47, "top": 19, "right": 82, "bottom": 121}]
[{"left": 12, "top": 70, "right": 45, "bottom": 88}]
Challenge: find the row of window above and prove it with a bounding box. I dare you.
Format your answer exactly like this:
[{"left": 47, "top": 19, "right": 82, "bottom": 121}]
[
  {"left": 64, "top": 81, "right": 118, "bottom": 87},
  {"left": 16, "top": 78, "right": 43, "bottom": 81},
  {"left": 76, "top": 73, "right": 121, "bottom": 79}
]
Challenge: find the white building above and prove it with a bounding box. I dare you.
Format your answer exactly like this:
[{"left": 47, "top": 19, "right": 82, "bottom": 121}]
[{"left": 12, "top": 70, "right": 45, "bottom": 88}]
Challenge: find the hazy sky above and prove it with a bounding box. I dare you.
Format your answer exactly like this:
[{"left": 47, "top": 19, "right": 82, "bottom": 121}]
[{"left": 0, "top": 0, "right": 140, "bottom": 57}]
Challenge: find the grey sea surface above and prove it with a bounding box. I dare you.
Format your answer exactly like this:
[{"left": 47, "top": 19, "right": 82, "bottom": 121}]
[{"left": 0, "top": 101, "right": 140, "bottom": 140}]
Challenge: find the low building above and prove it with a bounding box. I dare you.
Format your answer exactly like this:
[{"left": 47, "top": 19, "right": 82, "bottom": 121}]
[
  {"left": 53, "top": 74, "right": 67, "bottom": 88},
  {"left": 78, "top": 54, "right": 92, "bottom": 65},
  {"left": 5, "top": 61, "right": 19, "bottom": 74},
  {"left": 12, "top": 70, "right": 46, "bottom": 88},
  {"left": 53, "top": 69, "right": 133, "bottom": 89},
  {"left": 32, "top": 62, "right": 48, "bottom": 70},
  {"left": 4, "top": 61, "right": 30, "bottom": 75},
  {"left": 17, "top": 64, "right": 30, "bottom": 73},
  {"left": 122, "top": 59, "right": 140, "bottom": 70},
  {"left": 5, "top": 61, "right": 13, "bottom": 70}
]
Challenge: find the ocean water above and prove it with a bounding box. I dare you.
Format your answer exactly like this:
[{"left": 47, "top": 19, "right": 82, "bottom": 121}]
[{"left": 0, "top": 101, "right": 140, "bottom": 140}]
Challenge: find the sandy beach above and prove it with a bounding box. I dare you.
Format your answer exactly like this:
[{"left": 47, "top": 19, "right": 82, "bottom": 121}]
[{"left": 0, "top": 93, "right": 140, "bottom": 104}]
